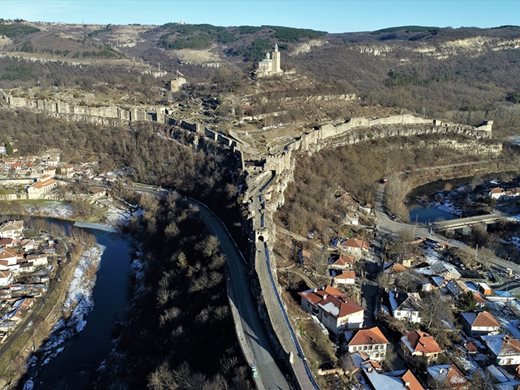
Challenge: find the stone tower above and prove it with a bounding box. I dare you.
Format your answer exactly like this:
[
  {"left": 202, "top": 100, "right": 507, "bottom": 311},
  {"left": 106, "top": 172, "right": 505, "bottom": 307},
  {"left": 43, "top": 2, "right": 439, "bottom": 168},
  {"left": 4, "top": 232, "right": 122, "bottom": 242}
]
[{"left": 272, "top": 43, "right": 281, "bottom": 74}]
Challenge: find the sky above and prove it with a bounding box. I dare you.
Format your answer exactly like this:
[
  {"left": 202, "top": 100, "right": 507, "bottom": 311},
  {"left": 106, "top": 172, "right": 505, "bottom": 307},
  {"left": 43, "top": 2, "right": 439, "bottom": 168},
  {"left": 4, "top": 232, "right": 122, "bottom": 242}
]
[{"left": 0, "top": 0, "right": 518, "bottom": 33}]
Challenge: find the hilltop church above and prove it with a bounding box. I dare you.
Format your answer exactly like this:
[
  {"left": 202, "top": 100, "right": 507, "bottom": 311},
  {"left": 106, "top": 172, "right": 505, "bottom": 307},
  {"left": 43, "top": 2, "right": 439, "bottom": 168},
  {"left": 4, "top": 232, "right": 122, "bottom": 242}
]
[{"left": 256, "top": 44, "right": 282, "bottom": 78}]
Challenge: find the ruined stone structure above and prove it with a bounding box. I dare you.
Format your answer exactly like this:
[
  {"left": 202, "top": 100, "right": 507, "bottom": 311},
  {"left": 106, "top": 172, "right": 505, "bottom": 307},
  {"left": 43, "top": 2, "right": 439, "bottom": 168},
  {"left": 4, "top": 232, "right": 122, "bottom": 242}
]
[
  {"left": 237, "top": 114, "right": 494, "bottom": 387},
  {"left": 0, "top": 91, "right": 497, "bottom": 386},
  {"left": 169, "top": 75, "right": 187, "bottom": 92},
  {"left": 0, "top": 89, "right": 168, "bottom": 126},
  {"left": 256, "top": 44, "right": 283, "bottom": 78}
]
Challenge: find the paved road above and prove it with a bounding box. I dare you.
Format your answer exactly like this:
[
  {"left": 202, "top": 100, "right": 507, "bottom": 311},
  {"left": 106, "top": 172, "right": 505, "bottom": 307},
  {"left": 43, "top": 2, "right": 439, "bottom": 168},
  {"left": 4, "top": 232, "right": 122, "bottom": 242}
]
[
  {"left": 131, "top": 183, "right": 291, "bottom": 390},
  {"left": 375, "top": 183, "right": 520, "bottom": 275},
  {"left": 190, "top": 199, "right": 291, "bottom": 390}
]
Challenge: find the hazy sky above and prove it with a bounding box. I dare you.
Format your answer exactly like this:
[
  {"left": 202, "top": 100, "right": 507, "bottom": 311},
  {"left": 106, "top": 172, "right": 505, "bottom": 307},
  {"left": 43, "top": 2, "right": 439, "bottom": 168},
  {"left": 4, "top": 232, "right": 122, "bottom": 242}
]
[{"left": 0, "top": 0, "right": 518, "bottom": 33}]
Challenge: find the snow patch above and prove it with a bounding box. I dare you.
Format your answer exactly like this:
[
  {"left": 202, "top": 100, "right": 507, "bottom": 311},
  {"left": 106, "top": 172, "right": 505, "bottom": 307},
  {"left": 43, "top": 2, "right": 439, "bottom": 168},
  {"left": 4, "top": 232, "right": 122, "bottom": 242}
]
[{"left": 29, "top": 245, "right": 103, "bottom": 368}]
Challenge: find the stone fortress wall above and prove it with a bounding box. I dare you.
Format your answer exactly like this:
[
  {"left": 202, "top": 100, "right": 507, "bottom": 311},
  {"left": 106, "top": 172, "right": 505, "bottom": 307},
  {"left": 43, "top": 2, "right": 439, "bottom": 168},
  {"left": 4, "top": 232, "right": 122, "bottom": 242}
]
[
  {"left": 0, "top": 90, "right": 167, "bottom": 126},
  {"left": 0, "top": 88, "right": 497, "bottom": 384}
]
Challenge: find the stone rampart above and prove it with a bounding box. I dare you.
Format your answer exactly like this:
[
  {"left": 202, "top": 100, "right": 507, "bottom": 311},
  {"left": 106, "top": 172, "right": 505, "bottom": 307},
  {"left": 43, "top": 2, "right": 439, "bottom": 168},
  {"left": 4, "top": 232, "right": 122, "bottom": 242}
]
[
  {"left": 0, "top": 90, "right": 165, "bottom": 126},
  {"left": 244, "top": 114, "right": 496, "bottom": 384}
]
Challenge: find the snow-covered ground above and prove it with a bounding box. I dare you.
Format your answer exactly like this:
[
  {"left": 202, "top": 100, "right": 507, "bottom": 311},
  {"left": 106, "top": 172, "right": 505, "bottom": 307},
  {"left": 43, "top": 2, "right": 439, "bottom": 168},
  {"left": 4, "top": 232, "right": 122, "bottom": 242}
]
[
  {"left": 431, "top": 200, "right": 463, "bottom": 216},
  {"left": 24, "top": 201, "right": 74, "bottom": 219},
  {"left": 26, "top": 245, "right": 104, "bottom": 371}
]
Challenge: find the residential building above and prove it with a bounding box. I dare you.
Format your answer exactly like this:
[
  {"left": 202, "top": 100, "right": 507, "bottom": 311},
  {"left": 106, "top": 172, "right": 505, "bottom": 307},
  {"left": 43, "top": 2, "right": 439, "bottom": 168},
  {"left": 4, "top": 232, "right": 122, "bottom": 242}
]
[
  {"left": 27, "top": 177, "right": 57, "bottom": 199},
  {"left": 431, "top": 261, "right": 461, "bottom": 280},
  {"left": 0, "top": 270, "right": 13, "bottom": 286},
  {"left": 489, "top": 187, "right": 505, "bottom": 199},
  {"left": 384, "top": 262, "right": 407, "bottom": 274},
  {"left": 0, "top": 247, "right": 19, "bottom": 269},
  {"left": 0, "top": 238, "right": 15, "bottom": 248},
  {"left": 299, "top": 285, "right": 364, "bottom": 334},
  {"left": 481, "top": 335, "right": 520, "bottom": 366},
  {"left": 461, "top": 311, "right": 500, "bottom": 336},
  {"left": 333, "top": 271, "right": 356, "bottom": 286},
  {"left": 361, "top": 361, "right": 425, "bottom": 390},
  {"left": 329, "top": 255, "right": 356, "bottom": 271},
  {"left": 389, "top": 291, "right": 422, "bottom": 323},
  {"left": 26, "top": 254, "right": 48, "bottom": 267},
  {"left": 489, "top": 187, "right": 520, "bottom": 200},
  {"left": 0, "top": 220, "right": 24, "bottom": 239},
  {"left": 340, "top": 238, "right": 370, "bottom": 258},
  {"left": 401, "top": 330, "right": 443, "bottom": 364},
  {"left": 427, "top": 364, "right": 469, "bottom": 390},
  {"left": 347, "top": 327, "right": 389, "bottom": 361}
]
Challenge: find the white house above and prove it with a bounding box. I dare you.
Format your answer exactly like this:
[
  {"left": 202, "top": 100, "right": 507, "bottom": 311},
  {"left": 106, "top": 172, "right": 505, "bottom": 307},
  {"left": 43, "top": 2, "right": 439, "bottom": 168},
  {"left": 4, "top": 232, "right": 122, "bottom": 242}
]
[
  {"left": 329, "top": 255, "right": 356, "bottom": 271},
  {"left": 389, "top": 291, "right": 422, "bottom": 323},
  {"left": 346, "top": 327, "right": 389, "bottom": 361},
  {"left": 299, "top": 285, "right": 364, "bottom": 334},
  {"left": 0, "top": 248, "right": 19, "bottom": 269},
  {"left": 461, "top": 311, "right": 500, "bottom": 336},
  {"left": 27, "top": 177, "right": 57, "bottom": 199},
  {"left": 0, "top": 220, "right": 24, "bottom": 239},
  {"left": 0, "top": 270, "right": 13, "bottom": 286},
  {"left": 401, "top": 330, "right": 443, "bottom": 364},
  {"left": 340, "top": 238, "right": 369, "bottom": 258},
  {"left": 481, "top": 335, "right": 520, "bottom": 366},
  {"left": 25, "top": 254, "right": 48, "bottom": 267},
  {"left": 333, "top": 271, "right": 356, "bottom": 286}
]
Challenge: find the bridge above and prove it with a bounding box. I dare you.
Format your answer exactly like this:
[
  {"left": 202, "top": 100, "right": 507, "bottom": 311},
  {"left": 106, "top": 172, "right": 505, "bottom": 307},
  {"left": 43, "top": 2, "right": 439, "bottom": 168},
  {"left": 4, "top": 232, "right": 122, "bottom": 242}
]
[{"left": 433, "top": 213, "right": 506, "bottom": 231}]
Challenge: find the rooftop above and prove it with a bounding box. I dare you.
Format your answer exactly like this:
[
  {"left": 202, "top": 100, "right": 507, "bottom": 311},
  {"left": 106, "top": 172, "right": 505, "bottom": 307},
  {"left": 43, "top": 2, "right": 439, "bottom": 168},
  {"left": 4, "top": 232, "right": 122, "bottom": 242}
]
[
  {"left": 461, "top": 311, "right": 500, "bottom": 328},
  {"left": 402, "top": 330, "right": 443, "bottom": 354},
  {"left": 349, "top": 326, "right": 389, "bottom": 346}
]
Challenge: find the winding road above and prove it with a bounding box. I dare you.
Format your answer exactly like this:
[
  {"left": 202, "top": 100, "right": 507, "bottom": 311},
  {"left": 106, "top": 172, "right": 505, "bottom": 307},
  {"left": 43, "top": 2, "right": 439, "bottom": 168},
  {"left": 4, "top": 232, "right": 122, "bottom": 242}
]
[
  {"left": 375, "top": 183, "right": 520, "bottom": 275},
  {"left": 131, "top": 183, "right": 291, "bottom": 390}
]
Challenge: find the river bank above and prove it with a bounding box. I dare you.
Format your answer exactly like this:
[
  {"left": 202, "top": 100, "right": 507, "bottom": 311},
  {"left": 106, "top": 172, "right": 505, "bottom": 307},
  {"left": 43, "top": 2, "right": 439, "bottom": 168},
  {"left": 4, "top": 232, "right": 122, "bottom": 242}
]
[
  {"left": 19, "top": 221, "right": 133, "bottom": 389},
  {"left": 0, "top": 199, "right": 135, "bottom": 388}
]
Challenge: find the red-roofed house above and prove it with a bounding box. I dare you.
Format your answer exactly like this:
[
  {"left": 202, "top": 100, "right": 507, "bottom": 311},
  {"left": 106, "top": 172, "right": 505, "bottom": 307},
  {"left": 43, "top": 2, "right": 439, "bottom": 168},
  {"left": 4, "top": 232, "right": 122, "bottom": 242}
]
[
  {"left": 347, "top": 327, "right": 389, "bottom": 361},
  {"left": 427, "top": 364, "right": 469, "bottom": 390},
  {"left": 401, "top": 330, "right": 443, "bottom": 364},
  {"left": 299, "top": 286, "right": 364, "bottom": 334},
  {"left": 340, "top": 238, "right": 369, "bottom": 258},
  {"left": 329, "top": 255, "right": 356, "bottom": 271},
  {"left": 27, "top": 177, "right": 57, "bottom": 199},
  {"left": 461, "top": 311, "right": 500, "bottom": 336},
  {"left": 333, "top": 271, "right": 356, "bottom": 286}
]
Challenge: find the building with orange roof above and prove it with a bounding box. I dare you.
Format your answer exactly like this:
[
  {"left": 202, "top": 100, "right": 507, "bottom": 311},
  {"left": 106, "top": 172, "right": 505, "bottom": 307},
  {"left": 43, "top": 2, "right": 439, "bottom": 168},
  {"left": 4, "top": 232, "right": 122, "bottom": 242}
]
[
  {"left": 427, "top": 363, "right": 469, "bottom": 390},
  {"left": 401, "top": 330, "right": 443, "bottom": 364},
  {"left": 340, "top": 238, "right": 369, "bottom": 258},
  {"left": 482, "top": 334, "right": 520, "bottom": 366},
  {"left": 461, "top": 311, "right": 500, "bottom": 336},
  {"left": 400, "top": 370, "right": 425, "bottom": 390},
  {"left": 333, "top": 270, "right": 356, "bottom": 286},
  {"left": 347, "top": 327, "right": 389, "bottom": 361},
  {"left": 361, "top": 362, "right": 425, "bottom": 390},
  {"left": 27, "top": 177, "right": 57, "bottom": 199},
  {"left": 328, "top": 255, "right": 356, "bottom": 271},
  {"left": 299, "top": 285, "right": 364, "bottom": 334}
]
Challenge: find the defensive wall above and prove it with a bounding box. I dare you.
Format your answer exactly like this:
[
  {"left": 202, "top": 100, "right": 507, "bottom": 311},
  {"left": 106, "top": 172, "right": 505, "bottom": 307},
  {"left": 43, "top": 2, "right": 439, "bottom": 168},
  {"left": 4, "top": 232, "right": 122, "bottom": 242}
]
[
  {"left": 241, "top": 114, "right": 494, "bottom": 388},
  {"left": 0, "top": 92, "right": 497, "bottom": 387}
]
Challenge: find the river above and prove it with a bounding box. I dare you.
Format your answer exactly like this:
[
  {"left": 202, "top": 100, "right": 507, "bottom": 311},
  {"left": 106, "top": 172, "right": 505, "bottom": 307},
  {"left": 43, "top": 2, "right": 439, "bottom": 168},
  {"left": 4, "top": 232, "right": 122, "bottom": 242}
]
[
  {"left": 408, "top": 204, "right": 459, "bottom": 224},
  {"left": 24, "top": 219, "right": 132, "bottom": 389}
]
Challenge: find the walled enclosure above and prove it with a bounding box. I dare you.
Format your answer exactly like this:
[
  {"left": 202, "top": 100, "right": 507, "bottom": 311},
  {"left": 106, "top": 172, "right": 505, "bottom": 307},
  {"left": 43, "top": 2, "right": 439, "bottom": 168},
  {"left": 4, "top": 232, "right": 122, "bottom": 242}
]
[{"left": 0, "top": 90, "right": 495, "bottom": 387}]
